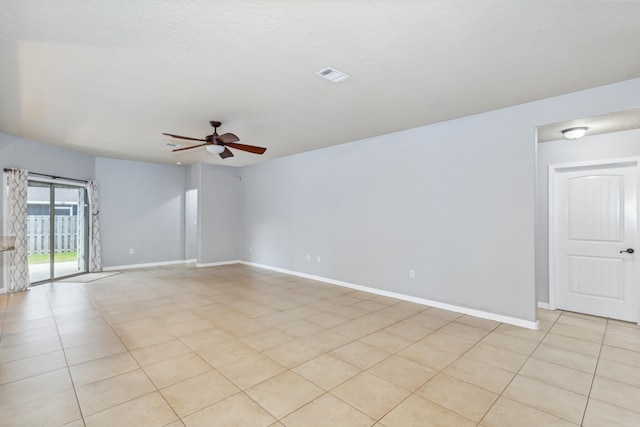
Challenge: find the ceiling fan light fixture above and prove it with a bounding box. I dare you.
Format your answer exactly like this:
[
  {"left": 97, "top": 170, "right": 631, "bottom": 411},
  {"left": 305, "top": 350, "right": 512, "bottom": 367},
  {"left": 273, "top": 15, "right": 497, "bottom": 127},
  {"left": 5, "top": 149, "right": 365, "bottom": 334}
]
[
  {"left": 164, "top": 121, "right": 266, "bottom": 159},
  {"left": 206, "top": 145, "right": 225, "bottom": 154},
  {"left": 562, "top": 126, "right": 588, "bottom": 140}
]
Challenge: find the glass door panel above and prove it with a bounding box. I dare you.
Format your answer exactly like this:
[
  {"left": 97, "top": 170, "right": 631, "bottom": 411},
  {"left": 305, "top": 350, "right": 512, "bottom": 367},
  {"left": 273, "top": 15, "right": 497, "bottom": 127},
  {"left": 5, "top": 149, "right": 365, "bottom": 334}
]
[
  {"left": 27, "top": 181, "right": 52, "bottom": 283},
  {"left": 53, "top": 185, "right": 87, "bottom": 279},
  {"left": 27, "top": 180, "right": 89, "bottom": 284}
]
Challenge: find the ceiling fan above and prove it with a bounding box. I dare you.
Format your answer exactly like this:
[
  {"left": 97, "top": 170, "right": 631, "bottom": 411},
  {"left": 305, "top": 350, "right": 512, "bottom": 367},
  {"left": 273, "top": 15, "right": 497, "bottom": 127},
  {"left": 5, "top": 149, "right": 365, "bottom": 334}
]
[{"left": 163, "top": 121, "right": 267, "bottom": 159}]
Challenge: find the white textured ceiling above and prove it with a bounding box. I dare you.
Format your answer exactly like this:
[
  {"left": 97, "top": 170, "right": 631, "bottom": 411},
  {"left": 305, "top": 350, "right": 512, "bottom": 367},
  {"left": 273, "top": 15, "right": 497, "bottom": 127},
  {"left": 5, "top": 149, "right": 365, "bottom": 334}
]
[{"left": 1, "top": 1, "right": 640, "bottom": 166}]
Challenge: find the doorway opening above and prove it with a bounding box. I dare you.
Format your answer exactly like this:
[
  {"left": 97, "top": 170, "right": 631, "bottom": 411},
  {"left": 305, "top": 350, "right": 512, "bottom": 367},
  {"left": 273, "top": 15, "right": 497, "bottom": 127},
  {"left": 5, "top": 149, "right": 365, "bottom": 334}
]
[
  {"left": 536, "top": 108, "right": 640, "bottom": 324},
  {"left": 27, "top": 179, "right": 89, "bottom": 284},
  {"left": 548, "top": 159, "right": 638, "bottom": 322}
]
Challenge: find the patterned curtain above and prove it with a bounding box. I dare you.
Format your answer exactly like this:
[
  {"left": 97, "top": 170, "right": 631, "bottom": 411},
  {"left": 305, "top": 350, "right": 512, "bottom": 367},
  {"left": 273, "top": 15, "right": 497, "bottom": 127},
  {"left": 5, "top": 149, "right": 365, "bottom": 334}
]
[
  {"left": 77, "top": 189, "right": 86, "bottom": 270},
  {"left": 6, "top": 169, "right": 30, "bottom": 292},
  {"left": 87, "top": 180, "right": 102, "bottom": 272}
]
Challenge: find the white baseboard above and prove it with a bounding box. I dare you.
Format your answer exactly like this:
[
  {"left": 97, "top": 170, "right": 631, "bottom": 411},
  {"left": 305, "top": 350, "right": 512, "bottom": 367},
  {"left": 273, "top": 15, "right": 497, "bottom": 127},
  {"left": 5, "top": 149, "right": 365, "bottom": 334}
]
[
  {"left": 100, "top": 258, "right": 539, "bottom": 330},
  {"left": 103, "top": 259, "right": 237, "bottom": 271},
  {"left": 537, "top": 302, "right": 551, "bottom": 310},
  {"left": 240, "top": 261, "right": 539, "bottom": 330},
  {"left": 196, "top": 260, "right": 241, "bottom": 268},
  {"left": 103, "top": 259, "right": 190, "bottom": 271}
]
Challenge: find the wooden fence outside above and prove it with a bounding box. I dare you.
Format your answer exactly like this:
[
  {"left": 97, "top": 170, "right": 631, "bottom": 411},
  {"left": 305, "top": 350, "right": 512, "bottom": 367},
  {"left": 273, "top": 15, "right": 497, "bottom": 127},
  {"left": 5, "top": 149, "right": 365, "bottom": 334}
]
[{"left": 27, "top": 215, "right": 78, "bottom": 255}]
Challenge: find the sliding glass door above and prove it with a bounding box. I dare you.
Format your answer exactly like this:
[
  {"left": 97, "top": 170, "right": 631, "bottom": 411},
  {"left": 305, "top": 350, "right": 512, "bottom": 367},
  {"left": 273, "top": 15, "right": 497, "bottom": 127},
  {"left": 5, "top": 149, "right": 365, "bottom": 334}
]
[{"left": 27, "top": 180, "right": 89, "bottom": 284}]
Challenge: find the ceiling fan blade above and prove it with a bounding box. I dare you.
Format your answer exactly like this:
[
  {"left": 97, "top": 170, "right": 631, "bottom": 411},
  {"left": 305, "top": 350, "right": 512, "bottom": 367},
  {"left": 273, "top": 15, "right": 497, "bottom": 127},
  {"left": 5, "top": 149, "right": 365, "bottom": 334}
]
[
  {"left": 172, "top": 143, "right": 208, "bottom": 152},
  {"left": 163, "top": 133, "right": 206, "bottom": 142},
  {"left": 224, "top": 142, "right": 267, "bottom": 155},
  {"left": 217, "top": 133, "right": 240, "bottom": 144},
  {"left": 219, "top": 147, "right": 234, "bottom": 159}
]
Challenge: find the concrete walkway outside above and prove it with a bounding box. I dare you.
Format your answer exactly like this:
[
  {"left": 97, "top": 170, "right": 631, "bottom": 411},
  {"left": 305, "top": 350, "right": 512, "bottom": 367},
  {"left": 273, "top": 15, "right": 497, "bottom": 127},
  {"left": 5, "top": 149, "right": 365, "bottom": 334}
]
[{"left": 29, "top": 261, "right": 84, "bottom": 283}]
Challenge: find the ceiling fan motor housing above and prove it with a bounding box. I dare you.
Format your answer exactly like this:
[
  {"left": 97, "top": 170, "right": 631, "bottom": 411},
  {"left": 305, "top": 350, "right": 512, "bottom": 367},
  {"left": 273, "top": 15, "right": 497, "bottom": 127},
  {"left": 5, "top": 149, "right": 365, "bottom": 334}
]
[{"left": 164, "top": 120, "right": 266, "bottom": 158}]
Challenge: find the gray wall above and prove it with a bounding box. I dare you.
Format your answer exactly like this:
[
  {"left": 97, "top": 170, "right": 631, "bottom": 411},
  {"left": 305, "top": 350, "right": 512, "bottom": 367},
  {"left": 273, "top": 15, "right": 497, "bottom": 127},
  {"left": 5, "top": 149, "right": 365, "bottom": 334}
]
[
  {"left": 0, "top": 132, "right": 239, "bottom": 277},
  {"left": 184, "top": 165, "right": 200, "bottom": 261},
  {"left": 242, "top": 115, "right": 538, "bottom": 320},
  {"left": 536, "top": 128, "right": 640, "bottom": 303},
  {"left": 0, "top": 132, "right": 95, "bottom": 289},
  {"left": 197, "top": 164, "right": 241, "bottom": 264},
  {"left": 0, "top": 133, "right": 241, "bottom": 276},
  {"left": 95, "top": 157, "right": 185, "bottom": 267},
  {"left": 0, "top": 132, "right": 95, "bottom": 212},
  {"left": 2, "top": 77, "right": 640, "bottom": 324},
  {"left": 241, "top": 78, "right": 640, "bottom": 322}
]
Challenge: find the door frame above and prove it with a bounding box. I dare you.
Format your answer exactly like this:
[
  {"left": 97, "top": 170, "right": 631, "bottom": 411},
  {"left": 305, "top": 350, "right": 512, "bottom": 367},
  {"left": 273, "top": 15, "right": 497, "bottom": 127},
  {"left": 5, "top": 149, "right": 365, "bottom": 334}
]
[
  {"left": 548, "top": 156, "right": 640, "bottom": 323},
  {"left": 27, "top": 177, "right": 90, "bottom": 284}
]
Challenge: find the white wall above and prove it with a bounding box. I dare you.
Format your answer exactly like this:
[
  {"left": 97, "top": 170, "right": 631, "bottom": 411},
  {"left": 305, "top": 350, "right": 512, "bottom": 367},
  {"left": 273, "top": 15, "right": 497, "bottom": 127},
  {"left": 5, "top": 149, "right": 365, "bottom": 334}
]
[
  {"left": 241, "top": 78, "right": 640, "bottom": 323},
  {"left": 95, "top": 157, "right": 185, "bottom": 267},
  {"left": 536, "top": 128, "right": 640, "bottom": 303}
]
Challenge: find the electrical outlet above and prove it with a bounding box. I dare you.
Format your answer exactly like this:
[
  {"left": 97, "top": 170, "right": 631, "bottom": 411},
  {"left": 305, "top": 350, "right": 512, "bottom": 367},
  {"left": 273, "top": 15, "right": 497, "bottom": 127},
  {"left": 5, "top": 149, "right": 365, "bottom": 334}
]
[
  {"left": 409, "top": 269, "right": 415, "bottom": 279},
  {"left": 129, "top": 248, "right": 134, "bottom": 255},
  {"left": 317, "top": 256, "right": 321, "bottom": 263},
  {"left": 306, "top": 254, "right": 311, "bottom": 261}
]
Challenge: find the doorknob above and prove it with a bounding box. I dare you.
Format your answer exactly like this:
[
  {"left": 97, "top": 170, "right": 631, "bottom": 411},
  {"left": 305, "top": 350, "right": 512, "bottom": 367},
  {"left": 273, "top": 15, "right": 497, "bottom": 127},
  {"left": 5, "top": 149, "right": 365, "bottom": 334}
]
[{"left": 619, "top": 248, "right": 635, "bottom": 254}]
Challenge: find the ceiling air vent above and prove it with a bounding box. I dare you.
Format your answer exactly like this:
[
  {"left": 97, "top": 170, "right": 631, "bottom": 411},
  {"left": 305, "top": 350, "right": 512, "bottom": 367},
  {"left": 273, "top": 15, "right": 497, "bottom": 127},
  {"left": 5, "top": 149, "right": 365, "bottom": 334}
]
[{"left": 315, "top": 67, "right": 350, "bottom": 83}]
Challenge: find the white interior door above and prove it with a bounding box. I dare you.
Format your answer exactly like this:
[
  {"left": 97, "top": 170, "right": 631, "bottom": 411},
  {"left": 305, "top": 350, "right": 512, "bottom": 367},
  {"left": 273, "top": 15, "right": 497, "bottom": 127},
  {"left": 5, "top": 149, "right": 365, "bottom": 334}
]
[{"left": 550, "top": 160, "right": 639, "bottom": 322}]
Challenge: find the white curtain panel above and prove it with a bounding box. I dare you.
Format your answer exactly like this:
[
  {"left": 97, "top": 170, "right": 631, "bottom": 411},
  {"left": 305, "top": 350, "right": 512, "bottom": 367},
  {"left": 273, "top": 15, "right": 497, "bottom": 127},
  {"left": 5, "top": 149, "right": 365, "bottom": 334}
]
[
  {"left": 88, "top": 180, "right": 103, "bottom": 272},
  {"left": 6, "top": 169, "right": 30, "bottom": 292}
]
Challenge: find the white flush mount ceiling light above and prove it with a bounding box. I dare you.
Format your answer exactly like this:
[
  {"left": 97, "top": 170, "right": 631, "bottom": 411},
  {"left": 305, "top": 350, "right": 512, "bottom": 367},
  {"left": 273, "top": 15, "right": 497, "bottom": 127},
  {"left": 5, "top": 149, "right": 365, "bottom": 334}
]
[
  {"left": 562, "top": 126, "right": 589, "bottom": 140},
  {"left": 206, "top": 145, "right": 225, "bottom": 154},
  {"left": 315, "top": 67, "right": 350, "bottom": 83}
]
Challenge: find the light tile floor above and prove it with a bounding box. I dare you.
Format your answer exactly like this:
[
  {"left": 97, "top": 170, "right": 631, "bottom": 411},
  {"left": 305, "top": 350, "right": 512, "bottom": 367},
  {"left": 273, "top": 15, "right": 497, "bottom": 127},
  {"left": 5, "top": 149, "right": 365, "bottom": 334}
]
[{"left": 0, "top": 264, "right": 639, "bottom": 426}]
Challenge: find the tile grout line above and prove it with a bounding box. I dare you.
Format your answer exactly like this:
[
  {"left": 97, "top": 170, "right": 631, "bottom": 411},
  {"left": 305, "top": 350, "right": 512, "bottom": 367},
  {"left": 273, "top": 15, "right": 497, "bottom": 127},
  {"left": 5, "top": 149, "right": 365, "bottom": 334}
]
[
  {"left": 345, "top": 314, "right": 518, "bottom": 425},
  {"left": 155, "top": 270, "right": 349, "bottom": 423},
  {"left": 196, "top": 297, "right": 416, "bottom": 424},
  {"left": 578, "top": 317, "right": 608, "bottom": 426},
  {"left": 82, "top": 279, "right": 198, "bottom": 426},
  {"left": 204, "top": 306, "right": 501, "bottom": 424},
  {"left": 476, "top": 310, "right": 564, "bottom": 426},
  {"left": 86, "top": 271, "right": 218, "bottom": 425},
  {"left": 6, "top": 266, "right": 638, "bottom": 426},
  {"left": 297, "top": 311, "right": 476, "bottom": 424},
  {"left": 185, "top": 297, "right": 451, "bottom": 424},
  {"left": 42, "top": 282, "right": 87, "bottom": 427},
  {"left": 61, "top": 277, "right": 182, "bottom": 426},
  {"left": 360, "top": 316, "right": 473, "bottom": 424},
  {"left": 407, "top": 319, "right": 512, "bottom": 426},
  {"left": 270, "top": 305, "right": 434, "bottom": 425},
  {"left": 67, "top": 288, "right": 499, "bottom": 419}
]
